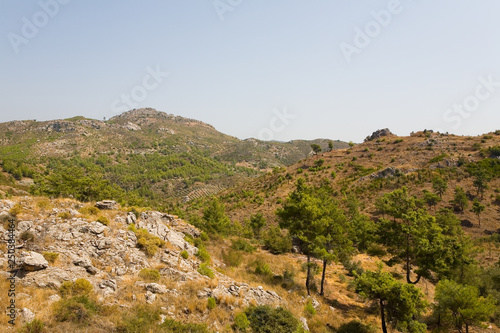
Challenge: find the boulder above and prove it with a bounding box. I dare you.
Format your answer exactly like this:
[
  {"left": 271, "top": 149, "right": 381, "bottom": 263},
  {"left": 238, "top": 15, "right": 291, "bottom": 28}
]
[
  {"left": 95, "top": 200, "right": 118, "bottom": 210},
  {"left": 73, "top": 257, "right": 98, "bottom": 275},
  {"left": 19, "top": 308, "right": 35, "bottom": 325},
  {"left": 145, "top": 283, "right": 169, "bottom": 294},
  {"left": 18, "top": 251, "right": 48, "bottom": 271}
]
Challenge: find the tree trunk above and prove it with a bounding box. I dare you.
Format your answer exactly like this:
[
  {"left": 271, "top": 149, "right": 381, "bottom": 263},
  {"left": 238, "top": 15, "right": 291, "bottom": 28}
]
[
  {"left": 465, "top": 323, "right": 469, "bottom": 333},
  {"left": 380, "top": 299, "right": 388, "bottom": 333},
  {"left": 320, "top": 259, "right": 327, "bottom": 296},
  {"left": 306, "top": 254, "right": 311, "bottom": 296},
  {"left": 406, "top": 256, "right": 421, "bottom": 284}
]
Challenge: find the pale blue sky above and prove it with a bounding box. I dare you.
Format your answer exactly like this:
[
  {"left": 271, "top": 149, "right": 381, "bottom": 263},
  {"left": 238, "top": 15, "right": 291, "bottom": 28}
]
[{"left": 1, "top": 1, "right": 499, "bottom": 142}]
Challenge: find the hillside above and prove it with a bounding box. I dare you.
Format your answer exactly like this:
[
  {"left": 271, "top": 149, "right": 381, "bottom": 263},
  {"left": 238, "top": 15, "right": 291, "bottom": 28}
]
[
  {"left": 0, "top": 129, "right": 499, "bottom": 332},
  {"left": 216, "top": 129, "right": 500, "bottom": 240},
  {"left": 0, "top": 108, "right": 348, "bottom": 208}
]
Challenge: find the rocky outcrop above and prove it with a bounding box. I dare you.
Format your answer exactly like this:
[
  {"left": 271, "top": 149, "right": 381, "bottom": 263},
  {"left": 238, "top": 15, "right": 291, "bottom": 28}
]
[
  {"left": 365, "top": 128, "right": 393, "bottom": 142},
  {"left": 0, "top": 199, "right": 288, "bottom": 325}
]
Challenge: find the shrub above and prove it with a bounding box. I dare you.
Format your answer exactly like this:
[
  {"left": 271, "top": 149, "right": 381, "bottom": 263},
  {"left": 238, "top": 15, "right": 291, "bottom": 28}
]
[
  {"left": 42, "top": 251, "right": 59, "bottom": 264},
  {"left": 254, "top": 258, "right": 273, "bottom": 277},
  {"left": 232, "top": 238, "right": 255, "bottom": 253},
  {"left": 196, "top": 247, "right": 210, "bottom": 263},
  {"left": 57, "top": 211, "right": 72, "bottom": 220},
  {"left": 60, "top": 278, "right": 93, "bottom": 298},
  {"left": 245, "top": 305, "right": 302, "bottom": 333},
  {"left": 366, "top": 244, "right": 386, "bottom": 257},
  {"left": 78, "top": 206, "right": 100, "bottom": 215},
  {"left": 36, "top": 198, "right": 52, "bottom": 211},
  {"left": 9, "top": 203, "right": 23, "bottom": 216},
  {"left": 160, "top": 319, "right": 209, "bottom": 332},
  {"left": 20, "top": 318, "right": 45, "bottom": 333},
  {"left": 489, "top": 145, "right": 500, "bottom": 158},
  {"left": 207, "top": 297, "right": 216, "bottom": 310},
  {"left": 263, "top": 226, "right": 292, "bottom": 254},
  {"left": 53, "top": 295, "right": 99, "bottom": 323},
  {"left": 129, "top": 225, "right": 165, "bottom": 257},
  {"left": 184, "top": 234, "right": 194, "bottom": 244},
  {"left": 20, "top": 230, "right": 35, "bottom": 242},
  {"left": 139, "top": 268, "right": 160, "bottom": 282},
  {"left": 199, "top": 231, "right": 209, "bottom": 241},
  {"left": 342, "top": 259, "right": 364, "bottom": 277},
  {"left": 96, "top": 216, "right": 109, "bottom": 226},
  {"left": 304, "top": 299, "right": 316, "bottom": 317},
  {"left": 118, "top": 305, "right": 161, "bottom": 333},
  {"left": 198, "top": 263, "right": 214, "bottom": 279},
  {"left": 337, "top": 320, "right": 375, "bottom": 333},
  {"left": 233, "top": 312, "right": 250, "bottom": 332},
  {"left": 180, "top": 250, "right": 189, "bottom": 259}
]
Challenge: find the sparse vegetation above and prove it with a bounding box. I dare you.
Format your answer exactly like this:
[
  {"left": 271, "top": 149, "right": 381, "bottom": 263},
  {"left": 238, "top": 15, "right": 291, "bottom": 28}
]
[{"left": 138, "top": 268, "right": 161, "bottom": 282}]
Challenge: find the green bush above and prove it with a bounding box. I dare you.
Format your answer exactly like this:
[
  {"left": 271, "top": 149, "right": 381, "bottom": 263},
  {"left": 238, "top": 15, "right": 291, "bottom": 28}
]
[
  {"left": 233, "top": 312, "right": 250, "bottom": 332},
  {"left": 245, "top": 305, "right": 302, "bottom": 333},
  {"left": 138, "top": 268, "right": 160, "bottom": 282},
  {"left": 60, "top": 278, "right": 93, "bottom": 298},
  {"left": 20, "top": 318, "right": 45, "bottom": 333},
  {"left": 118, "top": 305, "right": 161, "bottom": 333},
  {"left": 198, "top": 263, "right": 214, "bottom": 279},
  {"left": 53, "top": 296, "right": 99, "bottom": 323},
  {"left": 207, "top": 297, "right": 216, "bottom": 310},
  {"left": 254, "top": 258, "right": 273, "bottom": 277},
  {"left": 341, "top": 259, "right": 364, "bottom": 277},
  {"left": 199, "top": 231, "right": 209, "bottom": 241},
  {"left": 79, "top": 206, "right": 100, "bottom": 215},
  {"left": 304, "top": 299, "right": 316, "bottom": 317},
  {"left": 180, "top": 250, "right": 189, "bottom": 260},
  {"left": 96, "top": 216, "right": 110, "bottom": 226},
  {"left": 9, "top": 204, "right": 23, "bottom": 216},
  {"left": 129, "top": 224, "right": 165, "bottom": 257},
  {"left": 263, "top": 226, "right": 292, "bottom": 254},
  {"left": 159, "top": 319, "right": 209, "bottom": 333},
  {"left": 42, "top": 251, "right": 59, "bottom": 264},
  {"left": 196, "top": 247, "right": 211, "bottom": 263},
  {"left": 232, "top": 238, "right": 255, "bottom": 253},
  {"left": 337, "top": 320, "right": 375, "bottom": 333},
  {"left": 57, "top": 211, "right": 72, "bottom": 219},
  {"left": 366, "top": 244, "right": 386, "bottom": 257}
]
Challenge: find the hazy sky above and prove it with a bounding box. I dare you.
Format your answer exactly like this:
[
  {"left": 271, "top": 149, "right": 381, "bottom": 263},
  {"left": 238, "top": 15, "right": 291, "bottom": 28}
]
[{"left": 1, "top": 1, "right": 499, "bottom": 142}]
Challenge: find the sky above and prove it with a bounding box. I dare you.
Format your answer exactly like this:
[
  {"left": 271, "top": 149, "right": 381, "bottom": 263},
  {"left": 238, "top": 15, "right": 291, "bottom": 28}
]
[{"left": 1, "top": 1, "right": 499, "bottom": 143}]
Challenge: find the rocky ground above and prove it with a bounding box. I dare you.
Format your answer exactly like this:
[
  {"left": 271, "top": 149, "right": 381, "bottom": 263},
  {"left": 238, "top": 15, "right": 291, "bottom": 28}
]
[{"left": 0, "top": 197, "right": 284, "bottom": 331}]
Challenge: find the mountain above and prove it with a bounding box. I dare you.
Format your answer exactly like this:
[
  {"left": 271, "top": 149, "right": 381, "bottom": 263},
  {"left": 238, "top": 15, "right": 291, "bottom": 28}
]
[{"left": 0, "top": 108, "right": 348, "bottom": 208}]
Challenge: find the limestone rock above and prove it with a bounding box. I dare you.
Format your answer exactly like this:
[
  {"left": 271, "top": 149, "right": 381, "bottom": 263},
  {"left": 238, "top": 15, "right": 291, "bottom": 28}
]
[
  {"left": 145, "top": 283, "right": 169, "bottom": 294},
  {"left": 145, "top": 291, "right": 156, "bottom": 304},
  {"left": 19, "top": 308, "right": 35, "bottom": 325},
  {"left": 365, "top": 128, "right": 393, "bottom": 142},
  {"left": 18, "top": 251, "right": 48, "bottom": 271},
  {"left": 95, "top": 200, "right": 118, "bottom": 210}
]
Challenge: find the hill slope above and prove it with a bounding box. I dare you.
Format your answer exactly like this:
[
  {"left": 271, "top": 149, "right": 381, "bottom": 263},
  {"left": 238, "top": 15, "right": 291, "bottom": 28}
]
[{"left": 0, "top": 108, "right": 348, "bottom": 207}]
